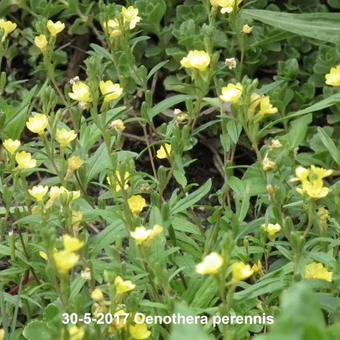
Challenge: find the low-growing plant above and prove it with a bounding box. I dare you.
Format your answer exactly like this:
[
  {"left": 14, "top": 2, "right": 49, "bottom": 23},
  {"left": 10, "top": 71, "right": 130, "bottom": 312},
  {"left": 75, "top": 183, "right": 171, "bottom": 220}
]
[{"left": 0, "top": 1, "right": 340, "bottom": 339}]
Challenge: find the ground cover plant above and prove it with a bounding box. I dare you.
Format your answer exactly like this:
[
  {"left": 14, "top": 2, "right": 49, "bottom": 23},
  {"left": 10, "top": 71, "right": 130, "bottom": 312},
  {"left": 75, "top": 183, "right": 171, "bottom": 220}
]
[{"left": 0, "top": 0, "right": 340, "bottom": 339}]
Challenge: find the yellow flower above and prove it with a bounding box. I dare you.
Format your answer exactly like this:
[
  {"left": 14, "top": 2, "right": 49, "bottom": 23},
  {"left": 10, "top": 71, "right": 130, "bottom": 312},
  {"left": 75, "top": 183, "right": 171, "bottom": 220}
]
[
  {"left": 156, "top": 143, "right": 171, "bottom": 159},
  {"left": 68, "top": 81, "right": 92, "bottom": 105},
  {"left": 111, "top": 310, "right": 128, "bottom": 331},
  {"left": 129, "top": 323, "right": 151, "bottom": 340},
  {"left": 68, "top": 156, "right": 84, "bottom": 171},
  {"left": 114, "top": 170, "right": 130, "bottom": 192},
  {"left": 15, "top": 151, "right": 37, "bottom": 169},
  {"left": 304, "top": 262, "right": 332, "bottom": 282},
  {"left": 180, "top": 50, "right": 210, "bottom": 71},
  {"left": 266, "top": 184, "right": 275, "bottom": 196},
  {"left": 174, "top": 109, "right": 189, "bottom": 124},
  {"left": 39, "top": 251, "right": 48, "bottom": 260},
  {"left": 34, "top": 34, "right": 48, "bottom": 51},
  {"left": 210, "top": 0, "right": 220, "bottom": 6},
  {"left": 81, "top": 267, "right": 91, "bottom": 281},
  {"left": 47, "top": 20, "right": 65, "bottom": 36},
  {"left": 325, "top": 64, "right": 340, "bottom": 87},
  {"left": 220, "top": 83, "right": 243, "bottom": 104},
  {"left": 127, "top": 195, "right": 147, "bottom": 215},
  {"left": 225, "top": 57, "right": 237, "bottom": 70},
  {"left": 261, "top": 223, "right": 281, "bottom": 238},
  {"left": 56, "top": 128, "right": 77, "bottom": 147},
  {"left": 130, "top": 226, "right": 152, "bottom": 245},
  {"left": 0, "top": 19, "right": 17, "bottom": 41},
  {"left": 68, "top": 325, "right": 85, "bottom": 340},
  {"left": 262, "top": 156, "right": 275, "bottom": 172},
  {"left": 149, "top": 224, "right": 163, "bottom": 241},
  {"left": 292, "top": 166, "right": 332, "bottom": 185},
  {"left": 48, "top": 186, "right": 80, "bottom": 205},
  {"left": 72, "top": 210, "right": 83, "bottom": 230},
  {"left": 252, "top": 260, "right": 264, "bottom": 275},
  {"left": 270, "top": 139, "right": 282, "bottom": 149},
  {"left": 309, "top": 165, "right": 333, "bottom": 182},
  {"left": 249, "top": 93, "right": 261, "bottom": 113},
  {"left": 3, "top": 139, "right": 20, "bottom": 154},
  {"left": 210, "top": 0, "right": 243, "bottom": 14},
  {"left": 28, "top": 185, "right": 49, "bottom": 202},
  {"left": 242, "top": 24, "right": 253, "bottom": 34},
  {"left": 231, "top": 261, "right": 253, "bottom": 283},
  {"left": 291, "top": 166, "right": 309, "bottom": 183},
  {"left": 99, "top": 80, "right": 123, "bottom": 103},
  {"left": 69, "top": 189, "right": 81, "bottom": 201},
  {"left": 292, "top": 166, "right": 333, "bottom": 199},
  {"left": 297, "top": 181, "right": 330, "bottom": 199},
  {"left": 63, "top": 234, "right": 84, "bottom": 252},
  {"left": 130, "top": 225, "right": 163, "bottom": 246},
  {"left": 196, "top": 252, "right": 223, "bottom": 275},
  {"left": 110, "top": 119, "right": 125, "bottom": 132},
  {"left": 104, "top": 19, "right": 122, "bottom": 38},
  {"left": 259, "top": 96, "right": 278, "bottom": 116},
  {"left": 53, "top": 250, "right": 79, "bottom": 274},
  {"left": 121, "top": 6, "right": 142, "bottom": 30},
  {"left": 0, "top": 329, "right": 4, "bottom": 340},
  {"left": 114, "top": 276, "right": 136, "bottom": 295},
  {"left": 91, "top": 288, "right": 104, "bottom": 302},
  {"left": 93, "top": 304, "right": 107, "bottom": 318},
  {"left": 26, "top": 113, "right": 48, "bottom": 135},
  {"left": 49, "top": 186, "right": 62, "bottom": 202}
]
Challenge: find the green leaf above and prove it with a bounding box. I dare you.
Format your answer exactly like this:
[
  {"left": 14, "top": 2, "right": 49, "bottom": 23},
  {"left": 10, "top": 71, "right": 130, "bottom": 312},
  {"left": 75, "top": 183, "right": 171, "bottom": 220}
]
[
  {"left": 149, "top": 95, "right": 191, "bottom": 120},
  {"left": 254, "top": 282, "right": 329, "bottom": 340},
  {"left": 69, "top": 276, "right": 86, "bottom": 300},
  {"left": 235, "top": 278, "right": 285, "bottom": 301},
  {"left": 170, "top": 179, "right": 212, "bottom": 214},
  {"left": 43, "top": 304, "right": 61, "bottom": 325},
  {"left": 283, "top": 114, "right": 313, "bottom": 150},
  {"left": 173, "top": 168, "right": 188, "bottom": 188},
  {"left": 1, "top": 86, "right": 37, "bottom": 139},
  {"left": 317, "top": 127, "right": 340, "bottom": 165},
  {"left": 258, "top": 80, "right": 285, "bottom": 95},
  {"left": 243, "top": 10, "right": 340, "bottom": 44},
  {"left": 171, "top": 216, "right": 202, "bottom": 235},
  {"left": 23, "top": 321, "right": 54, "bottom": 340},
  {"left": 294, "top": 93, "right": 340, "bottom": 117},
  {"left": 261, "top": 92, "right": 340, "bottom": 134},
  {"left": 147, "top": 60, "right": 169, "bottom": 81},
  {"left": 226, "top": 120, "right": 242, "bottom": 144},
  {"left": 89, "top": 43, "right": 113, "bottom": 61},
  {"left": 86, "top": 143, "right": 111, "bottom": 182},
  {"left": 89, "top": 219, "right": 126, "bottom": 256},
  {"left": 136, "top": 0, "right": 167, "bottom": 33}
]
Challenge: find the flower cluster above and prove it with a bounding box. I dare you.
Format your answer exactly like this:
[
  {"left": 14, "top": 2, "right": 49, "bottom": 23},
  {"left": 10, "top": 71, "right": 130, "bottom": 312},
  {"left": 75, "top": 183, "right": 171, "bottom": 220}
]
[
  {"left": 210, "top": 0, "right": 243, "bottom": 14},
  {"left": 291, "top": 166, "right": 333, "bottom": 199},
  {"left": 103, "top": 6, "right": 141, "bottom": 38},
  {"left": 0, "top": 19, "right": 17, "bottom": 41},
  {"left": 34, "top": 20, "right": 65, "bottom": 52},
  {"left": 304, "top": 262, "right": 333, "bottom": 282},
  {"left": 53, "top": 235, "right": 84, "bottom": 275},
  {"left": 180, "top": 50, "right": 211, "bottom": 72},
  {"left": 130, "top": 225, "right": 163, "bottom": 247},
  {"left": 68, "top": 79, "right": 123, "bottom": 108},
  {"left": 195, "top": 253, "right": 255, "bottom": 284}
]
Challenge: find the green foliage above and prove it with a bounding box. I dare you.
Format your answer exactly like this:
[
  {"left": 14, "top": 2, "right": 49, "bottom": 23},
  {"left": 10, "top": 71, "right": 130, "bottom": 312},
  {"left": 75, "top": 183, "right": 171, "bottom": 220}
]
[
  {"left": 255, "top": 283, "right": 338, "bottom": 340},
  {"left": 243, "top": 10, "right": 340, "bottom": 44},
  {"left": 0, "top": 0, "right": 339, "bottom": 339}
]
